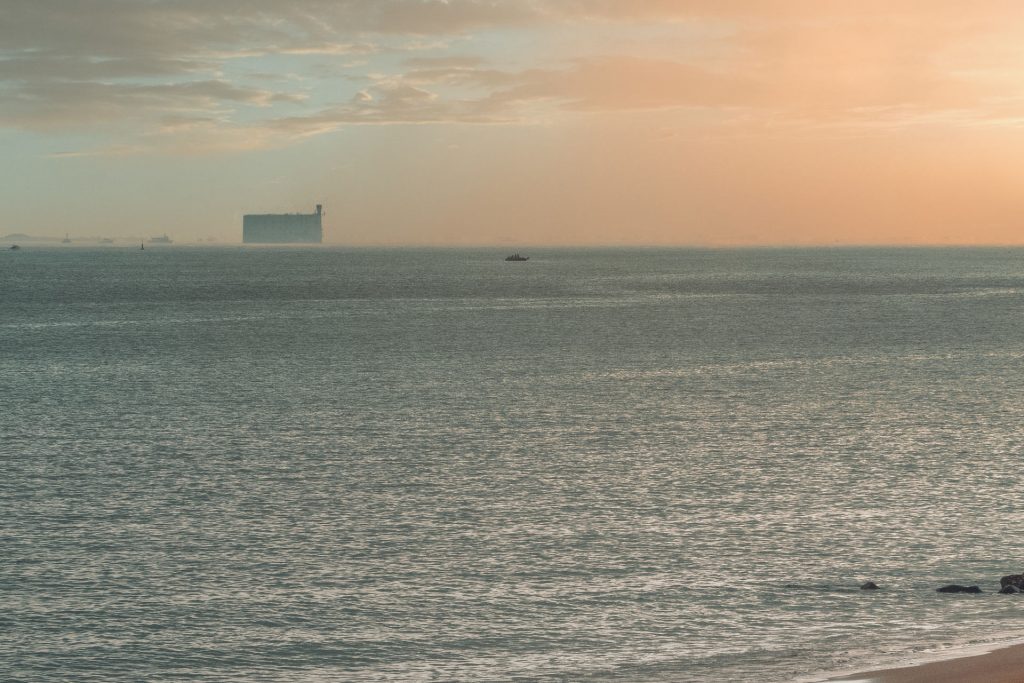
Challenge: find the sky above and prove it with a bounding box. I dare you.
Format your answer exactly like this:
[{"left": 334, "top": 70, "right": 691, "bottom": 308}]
[{"left": 3, "top": 0, "right": 1024, "bottom": 245}]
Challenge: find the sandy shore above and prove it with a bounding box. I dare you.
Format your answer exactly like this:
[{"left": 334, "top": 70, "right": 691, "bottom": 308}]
[{"left": 832, "top": 642, "right": 1024, "bottom": 683}]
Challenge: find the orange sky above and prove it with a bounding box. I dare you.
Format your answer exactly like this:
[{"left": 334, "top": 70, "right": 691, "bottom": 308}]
[{"left": 3, "top": 1, "right": 1024, "bottom": 244}]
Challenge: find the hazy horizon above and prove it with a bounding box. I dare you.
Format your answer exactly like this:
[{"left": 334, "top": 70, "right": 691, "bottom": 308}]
[
  {"left": 14, "top": 237, "right": 1024, "bottom": 249},
  {"left": 4, "top": 1, "right": 1024, "bottom": 245}
]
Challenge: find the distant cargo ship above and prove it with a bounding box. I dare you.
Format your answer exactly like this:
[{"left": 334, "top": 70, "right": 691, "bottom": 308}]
[
  {"left": 243, "top": 204, "right": 323, "bottom": 244},
  {"left": 149, "top": 234, "right": 172, "bottom": 244},
  {"left": 505, "top": 253, "right": 529, "bottom": 261}
]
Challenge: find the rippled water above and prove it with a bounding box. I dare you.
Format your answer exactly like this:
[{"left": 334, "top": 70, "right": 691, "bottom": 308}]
[{"left": 4, "top": 246, "right": 1024, "bottom": 682}]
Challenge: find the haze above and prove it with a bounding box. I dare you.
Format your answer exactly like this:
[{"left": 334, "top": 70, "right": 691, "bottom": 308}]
[{"left": 3, "top": 1, "right": 1024, "bottom": 245}]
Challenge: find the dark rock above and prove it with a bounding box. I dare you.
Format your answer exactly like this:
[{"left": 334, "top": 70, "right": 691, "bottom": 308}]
[
  {"left": 937, "top": 584, "right": 982, "bottom": 594},
  {"left": 999, "top": 585, "right": 1020, "bottom": 594},
  {"left": 860, "top": 581, "right": 880, "bottom": 590},
  {"left": 1000, "top": 574, "right": 1024, "bottom": 589}
]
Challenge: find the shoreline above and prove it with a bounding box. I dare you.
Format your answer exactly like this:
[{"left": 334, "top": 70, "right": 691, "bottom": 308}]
[{"left": 826, "top": 640, "right": 1024, "bottom": 683}]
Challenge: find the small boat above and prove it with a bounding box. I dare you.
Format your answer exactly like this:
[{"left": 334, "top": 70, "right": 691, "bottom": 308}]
[
  {"left": 10, "top": 244, "right": 21, "bottom": 250},
  {"left": 504, "top": 253, "right": 529, "bottom": 261},
  {"left": 100, "top": 238, "right": 114, "bottom": 244}
]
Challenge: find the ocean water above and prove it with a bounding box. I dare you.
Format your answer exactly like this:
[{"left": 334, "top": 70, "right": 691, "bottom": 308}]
[{"left": 4, "top": 246, "right": 1024, "bottom": 682}]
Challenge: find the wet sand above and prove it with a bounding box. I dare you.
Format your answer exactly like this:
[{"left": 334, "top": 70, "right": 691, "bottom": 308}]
[{"left": 834, "top": 642, "right": 1024, "bottom": 683}]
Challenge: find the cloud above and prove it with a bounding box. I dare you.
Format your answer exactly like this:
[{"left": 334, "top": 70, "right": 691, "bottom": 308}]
[
  {"left": 493, "top": 57, "right": 762, "bottom": 111},
  {"left": 266, "top": 82, "right": 506, "bottom": 135},
  {"left": 4, "top": 2, "right": 1024, "bottom": 61},
  {"left": 0, "top": 56, "right": 213, "bottom": 81},
  {"left": 0, "top": 79, "right": 305, "bottom": 130},
  {"left": 7, "top": 1, "right": 1024, "bottom": 153},
  {"left": 402, "top": 55, "right": 487, "bottom": 69}
]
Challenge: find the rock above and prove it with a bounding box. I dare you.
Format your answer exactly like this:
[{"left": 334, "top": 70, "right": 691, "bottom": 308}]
[
  {"left": 937, "top": 584, "right": 982, "bottom": 593},
  {"left": 860, "top": 581, "right": 880, "bottom": 590},
  {"left": 999, "top": 585, "right": 1020, "bottom": 594},
  {"left": 1000, "top": 574, "right": 1024, "bottom": 590}
]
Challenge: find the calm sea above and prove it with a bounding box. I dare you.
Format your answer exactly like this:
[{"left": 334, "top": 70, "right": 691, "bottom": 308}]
[{"left": 4, "top": 246, "right": 1024, "bottom": 682}]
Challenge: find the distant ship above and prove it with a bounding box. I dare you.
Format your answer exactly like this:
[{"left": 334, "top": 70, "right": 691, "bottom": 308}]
[
  {"left": 100, "top": 238, "right": 114, "bottom": 244},
  {"left": 505, "top": 253, "right": 529, "bottom": 261},
  {"left": 61, "top": 233, "right": 71, "bottom": 244},
  {"left": 10, "top": 244, "right": 21, "bottom": 250},
  {"left": 149, "top": 234, "right": 172, "bottom": 244}
]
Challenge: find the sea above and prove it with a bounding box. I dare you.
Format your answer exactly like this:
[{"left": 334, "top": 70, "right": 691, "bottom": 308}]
[{"left": 4, "top": 245, "right": 1024, "bottom": 682}]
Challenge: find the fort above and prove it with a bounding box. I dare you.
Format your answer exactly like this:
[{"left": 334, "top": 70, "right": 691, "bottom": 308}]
[{"left": 243, "top": 205, "right": 323, "bottom": 243}]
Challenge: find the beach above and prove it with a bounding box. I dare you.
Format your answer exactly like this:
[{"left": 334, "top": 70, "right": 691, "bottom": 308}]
[{"left": 835, "top": 642, "right": 1024, "bottom": 683}]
